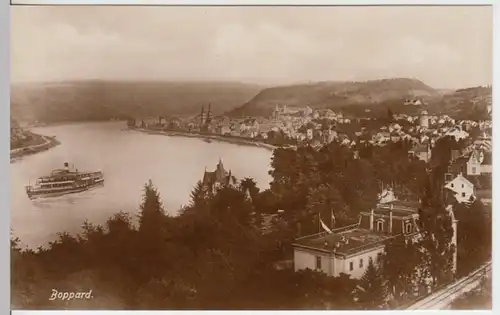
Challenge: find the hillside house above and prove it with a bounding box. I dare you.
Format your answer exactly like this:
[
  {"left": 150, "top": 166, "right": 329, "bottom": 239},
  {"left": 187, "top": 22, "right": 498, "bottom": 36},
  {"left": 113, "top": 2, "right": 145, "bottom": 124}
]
[
  {"left": 404, "top": 99, "right": 423, "bottom": 106},
  {"left": 447, "top": 150, "right": 491, "bottom": 179},
  {"left": 306, "top": 129, "right": 314, "bottom": 140},
  {"left": 390, "top": 134, "right": 402, "bottom": 142},
  {"left": 445, "top": 128, "right": 469, "bottom": 141},
  {"left": 479, "top": 151, "right": 492, "bottom": 174},
  {"left": 409, "top": 143, "right": 432, "bottom": 163},
  {"left": 217, "top": 125, "right": 231, "bottom": 136},
  {"left": 322, "top": 129, "right": 337, "bottom": 144},
  {"left": 444, "top": 174, "right": 475, "bottom": 204}
]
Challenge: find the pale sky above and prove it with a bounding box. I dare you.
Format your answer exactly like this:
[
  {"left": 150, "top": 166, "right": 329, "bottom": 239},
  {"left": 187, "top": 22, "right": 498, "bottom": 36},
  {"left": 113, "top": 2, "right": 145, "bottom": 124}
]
[{"left": 11, "top": 6, "right": 493, "bottom": 89}]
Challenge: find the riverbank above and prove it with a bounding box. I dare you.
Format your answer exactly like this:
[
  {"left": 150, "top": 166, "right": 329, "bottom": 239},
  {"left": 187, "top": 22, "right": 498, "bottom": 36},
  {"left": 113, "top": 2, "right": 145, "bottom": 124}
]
[
  {"left": 132, "top": 128, "right": 278, "bottom": 151},
  {"left": 10, "top": 134, "right": 61, "bottom": 161}
]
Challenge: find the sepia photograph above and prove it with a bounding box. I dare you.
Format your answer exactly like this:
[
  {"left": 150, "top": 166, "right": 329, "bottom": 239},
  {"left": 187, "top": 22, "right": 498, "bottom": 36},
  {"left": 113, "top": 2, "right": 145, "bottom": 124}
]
[{"left": 10, "top": 3, "right": 493, "bottom": 311}]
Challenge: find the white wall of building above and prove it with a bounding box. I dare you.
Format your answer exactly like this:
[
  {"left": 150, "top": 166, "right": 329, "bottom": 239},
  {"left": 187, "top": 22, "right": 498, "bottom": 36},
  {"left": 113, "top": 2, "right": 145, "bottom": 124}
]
[
  {"left": 340, "top": 247, "right": 385, "bottom": 279},
  {"left": 480, "top": 164, "right": 492, "bottom": 174},
  {"left": 445, "top": 175, "right": 474, "bottom": 203},
  {"left": 294, "top": 246, "right": 385, "bottom": 279},
  {"left": 294, "top": 248, "right": 328, "bottom": 273},
  {"left": 467, "top": 161, "right": 480, "bottom": 176}
]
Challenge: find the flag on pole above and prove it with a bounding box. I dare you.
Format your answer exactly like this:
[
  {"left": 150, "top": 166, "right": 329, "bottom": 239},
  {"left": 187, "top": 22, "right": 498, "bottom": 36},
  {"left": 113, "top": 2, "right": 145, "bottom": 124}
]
[
  {"left": 331, "top": 208, "right": 336, "bottom": 229},
  {"left": 320, "top": 216, "right": 333, "bottom": 234}
]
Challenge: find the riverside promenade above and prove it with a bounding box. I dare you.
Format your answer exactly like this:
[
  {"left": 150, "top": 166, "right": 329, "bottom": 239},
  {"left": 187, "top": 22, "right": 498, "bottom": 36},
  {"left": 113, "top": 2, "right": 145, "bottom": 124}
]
[{"left": 133, "top": 128, "right": 278, "bottom": 151}]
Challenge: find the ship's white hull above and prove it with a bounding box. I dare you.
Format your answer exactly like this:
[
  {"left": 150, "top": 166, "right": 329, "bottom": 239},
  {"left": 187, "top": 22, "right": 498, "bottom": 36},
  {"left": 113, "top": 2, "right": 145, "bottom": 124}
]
[{"left": 27, "top": 179, "right": 104, "bottom": 199}]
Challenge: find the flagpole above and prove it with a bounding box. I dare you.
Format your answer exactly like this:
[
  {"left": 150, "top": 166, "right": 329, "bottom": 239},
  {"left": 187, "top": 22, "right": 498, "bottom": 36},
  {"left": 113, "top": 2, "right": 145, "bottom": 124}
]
[
  {"left": 330, "top": 206, "right": 333, "bottom": 230},
  {"left": 318, "top": 212, "right": 321, "bottom": 234}
]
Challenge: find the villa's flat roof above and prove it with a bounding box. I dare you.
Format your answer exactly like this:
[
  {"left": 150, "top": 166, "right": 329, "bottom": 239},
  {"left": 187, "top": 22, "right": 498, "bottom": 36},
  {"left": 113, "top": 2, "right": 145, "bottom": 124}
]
[{"left": 293, "top": 228, "right": 392, "bottom": 256}]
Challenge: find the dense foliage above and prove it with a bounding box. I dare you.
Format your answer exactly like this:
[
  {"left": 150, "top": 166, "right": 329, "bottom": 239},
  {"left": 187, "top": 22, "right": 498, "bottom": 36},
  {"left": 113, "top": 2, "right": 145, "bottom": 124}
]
[
  {"left": 269, "top": 140, "right": 427, "bottom": 236},
  {"left": 356, "top": 260, "right": 388, "bottom": 310},
  {"left": 11, "top": 135, "right": 491, "bottom": 309}
]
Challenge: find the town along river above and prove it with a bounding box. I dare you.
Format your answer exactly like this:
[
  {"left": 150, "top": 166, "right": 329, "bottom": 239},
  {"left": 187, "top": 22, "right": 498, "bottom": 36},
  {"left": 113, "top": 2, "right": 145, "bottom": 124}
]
[{"left": 11, "top": 121, "right": 273, "bottom": 249}]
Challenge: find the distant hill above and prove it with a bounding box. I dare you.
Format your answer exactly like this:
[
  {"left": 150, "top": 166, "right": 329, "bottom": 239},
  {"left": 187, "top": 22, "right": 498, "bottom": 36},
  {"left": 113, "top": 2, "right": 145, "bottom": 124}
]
[
  {"left": 10, "top": 81, "right": 263, "bottom": 124},
  {"left": 227, "top": 78, "right": 439, "bottom": 117},
  {"left": 428, "top": 86, "right": 492, "bottom": 119}
]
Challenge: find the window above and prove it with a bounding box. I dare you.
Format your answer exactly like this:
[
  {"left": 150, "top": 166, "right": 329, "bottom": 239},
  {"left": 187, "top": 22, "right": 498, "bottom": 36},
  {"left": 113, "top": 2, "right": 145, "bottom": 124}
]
[
  {"left": 472, "top": 167, "right": 476, "bottom": 174},
  {"left": 462, "top": 192, "right": 466, "bottom": 197},
  {"left": 359, "top": 258, "right": 364, "bottom": 268},
  {"left": 462, "top": 184, "right": 464, "bottom": 188},
  {"left": 377, "top": 221, "right": 384, "bottom": 232},
  {"left": 369, "top": 257, "right": 373, "bottom": 264},
  {"left": 406, "top": 223, "right": 412, "bottom": 234},
  {"left": 447, "top": 166, "right": 452, "bottom": 173},
  {"left": 349, "top": 261, "right": 354, "bottom": 271},
  {"left": 451, "top": 183, "right": 454, "bottom": 188},
  {"left": 315, "top": 256, "right": 322, "bottom": 270},
  {"left": 377, "top": 253, "right": 382, "bottom": 263}
]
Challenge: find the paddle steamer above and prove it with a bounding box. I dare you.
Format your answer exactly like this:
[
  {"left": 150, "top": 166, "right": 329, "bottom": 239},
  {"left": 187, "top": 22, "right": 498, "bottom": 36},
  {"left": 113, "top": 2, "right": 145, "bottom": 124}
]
[{"left": 25, "top": 162, "right": 104, "bottom": 199}]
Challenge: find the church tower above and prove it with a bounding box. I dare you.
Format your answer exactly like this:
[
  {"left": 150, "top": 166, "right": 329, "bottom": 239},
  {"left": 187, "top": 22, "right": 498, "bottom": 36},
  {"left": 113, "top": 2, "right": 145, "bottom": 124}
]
[
  {"left": 206, "top": 103, "right": 213, "bottom": 125},
  {"left": 199, "top": 106, "right": 205, "bottom": 129}
]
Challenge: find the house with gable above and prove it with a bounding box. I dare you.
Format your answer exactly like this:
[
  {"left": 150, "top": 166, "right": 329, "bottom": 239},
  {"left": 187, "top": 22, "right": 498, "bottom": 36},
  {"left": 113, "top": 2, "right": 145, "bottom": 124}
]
[
  {"left": 448, "top": 149, "right": 491, "bottom": 178},
  {"left": 202, "top": 159, "right": 233, "bottom": 193},
  {"left": 444, "top": 173, "right": 475, "bottom": 204},
  {"left": 409, "top": 143, "right": 432, "bottom": 163}
]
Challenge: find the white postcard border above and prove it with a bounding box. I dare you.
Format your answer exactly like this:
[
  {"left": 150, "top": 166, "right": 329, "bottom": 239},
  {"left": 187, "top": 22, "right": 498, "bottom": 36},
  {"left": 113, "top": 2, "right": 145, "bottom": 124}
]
[{"left": 4, "top": 0, "right": 499, "bottom": 314}]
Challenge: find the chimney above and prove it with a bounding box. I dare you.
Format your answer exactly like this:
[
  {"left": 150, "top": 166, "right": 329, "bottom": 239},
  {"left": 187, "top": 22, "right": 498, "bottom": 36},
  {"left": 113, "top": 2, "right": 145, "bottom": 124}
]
[
  {"left": 370, "top": 209, "right": 374, "bottom": 230},
  {"left": 389, "top": 204, "right": 393, "bottom": 234}
]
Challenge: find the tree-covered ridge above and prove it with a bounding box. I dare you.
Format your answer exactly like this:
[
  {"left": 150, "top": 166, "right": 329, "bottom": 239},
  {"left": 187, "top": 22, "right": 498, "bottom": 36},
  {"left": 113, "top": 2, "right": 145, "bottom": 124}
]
[
  {"left": 11, "top": 81, "right": 263, "bottom": 124},
  {"left": 228, "top": 78, "right": 438, "bottom": 117}
]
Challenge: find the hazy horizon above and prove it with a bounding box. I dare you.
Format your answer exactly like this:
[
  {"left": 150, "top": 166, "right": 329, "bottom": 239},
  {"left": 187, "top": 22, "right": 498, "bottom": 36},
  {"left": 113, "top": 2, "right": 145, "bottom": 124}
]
[
  {"left": 12, "top": 6, "right": 493, "bottom": 90},
  {"left": 10, "top": 77, "right": 492, "bottom": 92}
]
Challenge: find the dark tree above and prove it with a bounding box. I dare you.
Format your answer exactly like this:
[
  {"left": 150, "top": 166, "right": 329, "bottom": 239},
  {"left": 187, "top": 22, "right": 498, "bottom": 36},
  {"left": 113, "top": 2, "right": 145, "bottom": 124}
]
[
  {"left": 387, "top": 108, "right": 394, "bottom": 122},
  {"left": 454, "top": 200, "right": 492, "bottom": 277},
  {"left": 137, "top": 180, "right": 169, "bottom": 281},
  {"left": 382, "top": 235, "right": 424, "bottom": 303},
  {"left": 418, "top": 171, "right": 455, "bottom": 288},
  {"left": 356, "top": 260, "right": 388, "bottom": 310}
]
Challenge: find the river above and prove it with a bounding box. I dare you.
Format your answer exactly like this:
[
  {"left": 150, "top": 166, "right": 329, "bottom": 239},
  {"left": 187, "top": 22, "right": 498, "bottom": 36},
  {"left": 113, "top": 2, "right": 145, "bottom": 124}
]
[{"left": 11, "top": 121, "right": 273, "bottom": 249}]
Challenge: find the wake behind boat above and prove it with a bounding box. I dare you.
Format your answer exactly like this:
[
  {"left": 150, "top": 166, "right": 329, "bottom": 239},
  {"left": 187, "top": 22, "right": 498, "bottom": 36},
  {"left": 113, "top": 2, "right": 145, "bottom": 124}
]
[{"left": 25, "top": 162, "right": 104, "bottom": 199}]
